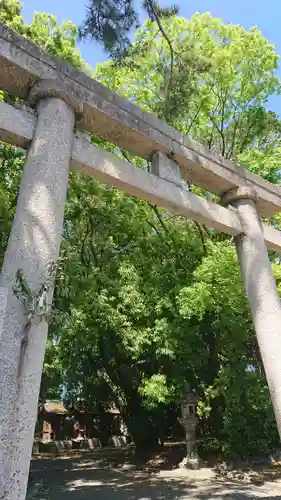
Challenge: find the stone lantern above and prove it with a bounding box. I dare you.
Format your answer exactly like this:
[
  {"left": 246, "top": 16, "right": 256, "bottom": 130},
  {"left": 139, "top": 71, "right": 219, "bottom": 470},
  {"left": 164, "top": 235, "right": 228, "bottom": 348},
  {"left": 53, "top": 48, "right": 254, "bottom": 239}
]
[{"left": 178, "top": 386, "right": 201, "bottom": 469}]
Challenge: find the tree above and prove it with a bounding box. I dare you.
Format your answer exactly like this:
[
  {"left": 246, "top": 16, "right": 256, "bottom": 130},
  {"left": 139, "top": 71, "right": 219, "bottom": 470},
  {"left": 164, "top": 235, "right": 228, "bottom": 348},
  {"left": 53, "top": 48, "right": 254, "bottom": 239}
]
[
  {"left": 74, "top": 13, "right": 281, "bottom": 454},
  {"left": 1, "top": 2, "right": 281, "bottom": 456},
  {"left": 95, "top": 14, "right": 280, "bottom": 162},
  {"left": 53, "top": 174, "right": 204, "bottom": 446}
]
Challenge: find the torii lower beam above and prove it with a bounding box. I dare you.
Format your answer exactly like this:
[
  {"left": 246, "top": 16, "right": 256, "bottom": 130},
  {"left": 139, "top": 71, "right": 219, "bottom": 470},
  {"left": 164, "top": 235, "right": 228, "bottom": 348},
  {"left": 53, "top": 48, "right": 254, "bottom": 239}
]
[{"left": 0, "top": 100, "right": 281, "bottom": 253}]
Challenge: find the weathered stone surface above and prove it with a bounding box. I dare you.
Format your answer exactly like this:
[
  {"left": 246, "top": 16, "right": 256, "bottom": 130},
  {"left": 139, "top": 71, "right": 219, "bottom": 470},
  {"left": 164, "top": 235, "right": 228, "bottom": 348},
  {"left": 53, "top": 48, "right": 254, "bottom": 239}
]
[
  {"left": 0, "top": 22, "right": 281, "bottom": 216},
  {"left": 28, "top": 78, "right": 83, "bottom": 116},
  {"left": 0, "top": 100, "right": 35, "bottom": 148},
  {"left": 222, "top": 186, "right": 258, "bottom": 205},
  {"left": 233, "top": 198, "right": 281, "bottom": 441},
  {"left": 0, "top": 286, "right": 7, "bottom": 340},
  {"left": 178, "top": 454, "right": 202, "bottom": 470},
  {"left": 151, "top": 152, "right": 181, "bottom": 186},
  {"left": 262, "top": 224, "right": 281, "bottom": 254},
  {"left": 0, "top": 96, "right": 75, "bottom": 500}
]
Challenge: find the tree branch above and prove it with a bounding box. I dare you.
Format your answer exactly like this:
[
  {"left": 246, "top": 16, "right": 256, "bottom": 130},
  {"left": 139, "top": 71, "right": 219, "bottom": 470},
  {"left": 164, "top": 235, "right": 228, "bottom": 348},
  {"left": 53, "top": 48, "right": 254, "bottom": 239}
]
[
  {"left": 209, "top": 113, "right": 226, "bottom": 157},
  {"left": 186, "top": 98, "right": 205, "bottom": 135},
  {"left": 146, "top": 218, "right": 165, "bottom": 241},
  {"left": 193, "top": 221, "right": 207, "bottom": 255},
  {"left": 121, "top": 149, "right": 131, "bottom": 162},
  {"left": 145, "top": 0, "right": 175, "bottom": 121},
  {"left": 148, "top": 202, "right": 189, "bottom": 272},
  {"left": 88, "top": 215, "right": 100, "bottom": 266},
  {"left": 80, "top": 221, "right": 91, "bottom": 267}
]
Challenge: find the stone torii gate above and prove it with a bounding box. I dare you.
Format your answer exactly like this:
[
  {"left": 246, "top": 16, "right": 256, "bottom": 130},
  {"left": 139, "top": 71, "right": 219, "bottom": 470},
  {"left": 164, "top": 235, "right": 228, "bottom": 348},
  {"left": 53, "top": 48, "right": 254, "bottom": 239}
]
[{"left": 1, "top": 22, "right": 281, "bottom": 499}]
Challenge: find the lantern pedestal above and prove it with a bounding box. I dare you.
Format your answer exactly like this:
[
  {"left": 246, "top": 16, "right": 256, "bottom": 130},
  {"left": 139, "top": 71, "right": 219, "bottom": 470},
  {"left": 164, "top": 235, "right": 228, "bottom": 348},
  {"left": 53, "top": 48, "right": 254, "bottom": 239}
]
[
  {"left": 178, "top": 416, "right": 201, "bottom": 469},
  {"left": 178, "top": 391, "right": 202, "bottom": 469}
]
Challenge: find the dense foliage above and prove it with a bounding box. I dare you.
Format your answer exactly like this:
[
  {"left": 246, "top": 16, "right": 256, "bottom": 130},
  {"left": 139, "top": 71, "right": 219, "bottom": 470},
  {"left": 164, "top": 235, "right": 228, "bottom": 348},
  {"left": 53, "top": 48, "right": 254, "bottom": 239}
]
[{"left": 1, "top": 0, "right": 281, "bottom": 457}]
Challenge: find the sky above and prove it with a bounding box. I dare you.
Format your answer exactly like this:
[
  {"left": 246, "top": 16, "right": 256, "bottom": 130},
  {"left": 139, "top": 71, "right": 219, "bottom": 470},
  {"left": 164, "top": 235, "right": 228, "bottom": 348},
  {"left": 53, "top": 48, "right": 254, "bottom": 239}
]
[{"left": 21, "top": 0, "right": 281, "bottom": 113}]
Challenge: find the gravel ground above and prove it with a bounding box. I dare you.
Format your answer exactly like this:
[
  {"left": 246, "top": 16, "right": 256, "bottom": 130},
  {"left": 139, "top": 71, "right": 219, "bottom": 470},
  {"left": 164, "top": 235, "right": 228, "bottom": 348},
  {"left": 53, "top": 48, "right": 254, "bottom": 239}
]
[{"left": 29, "top": 453, "right": 281, "bottom": 499}]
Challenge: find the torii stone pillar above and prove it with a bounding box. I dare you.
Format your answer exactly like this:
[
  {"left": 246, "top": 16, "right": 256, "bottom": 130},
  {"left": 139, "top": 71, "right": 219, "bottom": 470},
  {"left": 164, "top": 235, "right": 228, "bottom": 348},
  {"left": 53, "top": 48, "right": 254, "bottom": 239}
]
[
  {"left": 223, "top": 187, "right": 281, "bottom": 439},
  {"left": 0, "top": 80, "right": 75, "bottom": 500}
]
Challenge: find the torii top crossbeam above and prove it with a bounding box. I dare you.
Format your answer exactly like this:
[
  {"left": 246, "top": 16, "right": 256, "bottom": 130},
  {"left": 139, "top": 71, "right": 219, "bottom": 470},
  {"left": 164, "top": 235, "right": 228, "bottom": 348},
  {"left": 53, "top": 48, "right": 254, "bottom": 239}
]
[{"left": 0, "top": 22, "right": 281, "bottom": 218}]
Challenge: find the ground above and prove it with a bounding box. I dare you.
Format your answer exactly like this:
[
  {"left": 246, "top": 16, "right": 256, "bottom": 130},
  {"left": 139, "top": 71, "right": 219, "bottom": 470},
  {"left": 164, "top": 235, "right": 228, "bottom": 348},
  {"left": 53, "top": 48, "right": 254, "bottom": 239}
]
[{"left": 29, "top": 448, "right": 281, "bottom": 499}]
